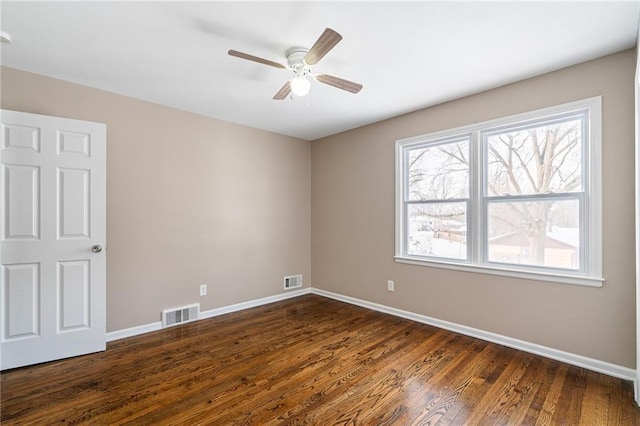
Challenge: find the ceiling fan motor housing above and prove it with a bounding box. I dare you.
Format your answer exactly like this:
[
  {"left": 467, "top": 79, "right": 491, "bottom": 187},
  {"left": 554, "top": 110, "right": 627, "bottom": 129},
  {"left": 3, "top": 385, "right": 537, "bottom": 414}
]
[{"left": 286, "top": 47, "right": 310, "bottom": 74}]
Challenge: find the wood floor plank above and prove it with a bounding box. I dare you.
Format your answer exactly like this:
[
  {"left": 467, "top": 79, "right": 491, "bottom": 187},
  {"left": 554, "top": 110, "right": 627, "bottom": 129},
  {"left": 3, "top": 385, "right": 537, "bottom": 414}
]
[
  {"left": 303, "top": 333, "right": 479, "bottom": 424},
  {"left": 486, "top": 353, "right": 534, "bottom": 421},
  {"left": 400, "top": 342, "right": 510, "bottom": 425},
  {"left": 552, "top": 365, "right": 587, "bottom": 423},
  {"left": 534, "top": 362, "right": 568, "bottom": 425},
  {"left": 215, "top": 322, "right": 439, "bottom": 424},
  {"left": 252, "top": 327, "right": 450, "bottom": 424},
  {"left": 2, "top": 294, "right": 639, "bottom": 425}
]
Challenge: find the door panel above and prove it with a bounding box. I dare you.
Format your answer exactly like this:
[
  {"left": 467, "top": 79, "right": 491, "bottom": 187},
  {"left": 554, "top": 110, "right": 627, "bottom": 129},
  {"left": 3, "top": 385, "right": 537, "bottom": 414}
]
[
  {"left": 3, "top": 124, "right": 40, "bottom": 152},
  {"left": 58, "top": 168, "right": 90, "bottom": 239},
  {"left": 4, "top": 263, "right": 40, "bottom": 339},
  {"left": 58, "top": 260, "right": 90, "bottom": 331},
  {"left": 58, "top": 131, "right": 91, "bottom": 157},
  {"left": 1, "top": 110, "right": 106, "bottom": 370},
  {"left": 4, "top": 164, "right": 40, "bottom": 240}
]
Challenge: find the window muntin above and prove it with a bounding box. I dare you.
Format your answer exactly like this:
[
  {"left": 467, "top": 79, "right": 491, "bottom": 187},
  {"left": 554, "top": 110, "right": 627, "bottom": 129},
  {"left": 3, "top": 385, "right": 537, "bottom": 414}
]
[{"left": 395, "top": 97, "right": 602, "bottom": 286}]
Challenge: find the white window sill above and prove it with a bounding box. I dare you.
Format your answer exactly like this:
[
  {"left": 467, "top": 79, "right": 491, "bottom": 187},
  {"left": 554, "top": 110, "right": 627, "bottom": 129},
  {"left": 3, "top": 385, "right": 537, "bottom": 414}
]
[{"left": 394, "top": 256, "right": 604, "bottom": 287}]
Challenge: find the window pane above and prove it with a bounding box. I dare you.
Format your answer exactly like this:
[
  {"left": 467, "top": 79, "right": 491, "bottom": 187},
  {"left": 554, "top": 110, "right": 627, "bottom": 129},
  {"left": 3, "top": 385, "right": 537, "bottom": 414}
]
[
  {"left": 486, "top": 117, "right": 582, "bottom": 196},
  {"left": 487, "top": 199, "right": 580, "bottom": 269},
  {"left": 408, "top": 139, "right": 469, "bottom": 200},
  {"left": 408, "top": 203, "right": 467, "bottom": 260}
]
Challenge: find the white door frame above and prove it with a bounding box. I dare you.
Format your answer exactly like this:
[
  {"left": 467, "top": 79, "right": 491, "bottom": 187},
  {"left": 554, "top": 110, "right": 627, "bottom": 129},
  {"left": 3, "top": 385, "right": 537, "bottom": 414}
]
[{"left": 635, "top": 31, "right": 640, "bottom": 404}]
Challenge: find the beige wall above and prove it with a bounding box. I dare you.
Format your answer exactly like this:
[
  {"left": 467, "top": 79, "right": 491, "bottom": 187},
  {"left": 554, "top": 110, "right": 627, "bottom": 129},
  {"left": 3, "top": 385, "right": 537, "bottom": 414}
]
[
  {"left": 2, "top": 49, "right": 636, "bottom": 368},
  {"left": 311, "top": 49, "right": 636, "bottom": 368},
  {"left": 1, "top": 66, "right": 311, "bottom": 332}
]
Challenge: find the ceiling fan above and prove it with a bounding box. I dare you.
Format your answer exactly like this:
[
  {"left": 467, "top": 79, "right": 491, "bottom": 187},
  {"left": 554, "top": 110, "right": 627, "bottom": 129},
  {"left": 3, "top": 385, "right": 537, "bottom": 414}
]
[{"left": 228, "top": 28, "right": 363, "bottom": 100}]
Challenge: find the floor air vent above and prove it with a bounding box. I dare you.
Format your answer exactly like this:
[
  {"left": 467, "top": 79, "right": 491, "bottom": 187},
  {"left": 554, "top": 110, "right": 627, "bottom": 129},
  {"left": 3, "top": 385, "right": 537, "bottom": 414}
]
[
  {"left": 284, "top": 274, "right": 302, "bottom": 290},
  {"left": 162, "top": 303, "right": 200, "bottom": 328}
]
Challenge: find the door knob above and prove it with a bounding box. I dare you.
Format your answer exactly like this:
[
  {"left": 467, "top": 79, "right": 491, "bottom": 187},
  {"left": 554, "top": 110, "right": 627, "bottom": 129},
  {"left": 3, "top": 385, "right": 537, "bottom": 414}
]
[{"left": 92, "top": 245, "right": 103, "bottom": 253}]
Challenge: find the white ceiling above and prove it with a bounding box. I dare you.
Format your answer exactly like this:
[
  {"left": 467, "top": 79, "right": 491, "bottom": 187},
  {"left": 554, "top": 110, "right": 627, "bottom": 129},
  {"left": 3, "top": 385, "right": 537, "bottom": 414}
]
[{"left": 1, "top": 2, "right": 639, "bottom": 141}]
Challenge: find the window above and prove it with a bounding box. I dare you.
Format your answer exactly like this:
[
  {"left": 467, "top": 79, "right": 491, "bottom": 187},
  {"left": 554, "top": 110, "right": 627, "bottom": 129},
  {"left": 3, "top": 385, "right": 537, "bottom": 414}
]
[{"left": 395, "top": 97, "right": 602, "bottom": 286}]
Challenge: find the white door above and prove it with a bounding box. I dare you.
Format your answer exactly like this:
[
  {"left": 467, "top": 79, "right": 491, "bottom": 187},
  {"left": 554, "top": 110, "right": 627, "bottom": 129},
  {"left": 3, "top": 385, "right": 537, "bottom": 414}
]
[{"left": 0, "top": 110, "right": 106, "bottom": 370}]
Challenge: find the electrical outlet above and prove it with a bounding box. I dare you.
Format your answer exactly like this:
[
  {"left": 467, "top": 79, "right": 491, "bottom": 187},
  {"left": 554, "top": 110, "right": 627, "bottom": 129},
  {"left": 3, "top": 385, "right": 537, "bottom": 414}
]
[
  {"left": 387, "top": 280, "right": 394, "bottom": 292},
  {"left": 199, "top": 284, "right": 207, "bottom": 296}
]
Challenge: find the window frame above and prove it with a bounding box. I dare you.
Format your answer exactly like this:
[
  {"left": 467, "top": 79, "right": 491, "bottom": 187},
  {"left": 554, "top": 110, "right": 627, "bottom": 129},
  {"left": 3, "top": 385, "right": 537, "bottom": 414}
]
[{"left": 395, "top": 97, "right": 602, "bottom": 287}]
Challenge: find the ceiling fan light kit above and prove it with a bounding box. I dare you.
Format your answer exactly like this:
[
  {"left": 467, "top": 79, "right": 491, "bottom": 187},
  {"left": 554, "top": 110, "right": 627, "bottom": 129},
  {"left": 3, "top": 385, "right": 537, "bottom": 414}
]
[
  {"left": 228, "top": 28, "right": 363, "bottom": 100},
  {"left": 290, "top": 75, "right": 311, "bottom": 97},
  {"left": 286, "top": 47, "right": 312, "bottom": 97}
]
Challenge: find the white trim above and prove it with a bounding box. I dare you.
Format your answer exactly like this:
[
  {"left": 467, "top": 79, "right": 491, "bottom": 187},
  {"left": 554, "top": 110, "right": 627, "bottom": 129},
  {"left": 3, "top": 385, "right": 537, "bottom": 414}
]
[
  {"left": 394, "top": 256, "right": 604, "bottom": 287},
  {"left": 199, "top": 288, "right": 310, "bottom": 320},
  {"left": 310, "top": 288, "right": 635, "bottom": 382},
  {"left": 106, "top": 321, "right": 162, "bottom": 342},
  {"left": 396, "top": 97, "right": 603, "bottom": 148},
  {"left": 395, "top": 97, "right": 603, "bottom": 287},
  {"left": 106, "top": 288, "right": 311, "bottom": 342},
  {"left": 588, "top": 98, "right": 603, "bottom": 279},
  {"left": 634, "top": 16, "right": 640, "bottom": 405}
]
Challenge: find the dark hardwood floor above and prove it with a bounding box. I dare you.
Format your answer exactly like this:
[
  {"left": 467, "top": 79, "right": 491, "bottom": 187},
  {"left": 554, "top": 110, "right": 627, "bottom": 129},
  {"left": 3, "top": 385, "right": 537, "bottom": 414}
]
[{"left": 2, "top": 294, "right": 639, "bottom": 425}]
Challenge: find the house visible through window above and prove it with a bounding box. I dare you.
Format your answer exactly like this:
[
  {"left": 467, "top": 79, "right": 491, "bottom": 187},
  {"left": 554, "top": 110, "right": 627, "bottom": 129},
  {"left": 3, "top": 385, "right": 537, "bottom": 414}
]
[{"left": 395, "top": 97, "right": 602, "bottom": 286}]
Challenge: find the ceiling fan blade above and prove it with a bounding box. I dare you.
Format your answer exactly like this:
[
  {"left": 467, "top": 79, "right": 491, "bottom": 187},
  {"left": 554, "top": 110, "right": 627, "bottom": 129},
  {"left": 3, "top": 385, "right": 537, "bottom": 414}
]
[
  {"left": 316, "top": 74, "right": 363, "bottom": 94},
  {"left": 304, "top": 28, "right": 342, "bottom": 66},
  {"left": 228, "top": 50, "right": 286, "bottom": 69},
  {"left": 273, "top": 81, "right": 291, "bottom": 100}
]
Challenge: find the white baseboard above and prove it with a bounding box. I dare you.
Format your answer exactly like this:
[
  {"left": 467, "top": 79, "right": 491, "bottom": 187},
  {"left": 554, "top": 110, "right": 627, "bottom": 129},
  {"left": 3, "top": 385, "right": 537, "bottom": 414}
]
[
  {"left": 106, "top": 288, "right": 311, "bottom": 343},
  {"left": 106, "top": 286, "right": 635, "bottom": 385},
  {"left": 106, "top": 321, "right": 162, "bottom": 342},
  {"left": 199, "top": 288, "right": 310, "bottom": 320},
  {"left": 310, "top": 288, "right": 636, "bottom": 383}
]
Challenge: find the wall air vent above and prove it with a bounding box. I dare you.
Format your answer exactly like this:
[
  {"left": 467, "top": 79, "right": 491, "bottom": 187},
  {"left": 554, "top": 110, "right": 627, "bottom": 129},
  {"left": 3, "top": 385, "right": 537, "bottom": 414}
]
[
  {"left": 162, "top": 303, "right": 200, "bottom": 328},
  {"left": 284, "top": 274, "right": 303, "bottom": 290}
]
